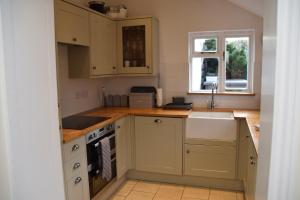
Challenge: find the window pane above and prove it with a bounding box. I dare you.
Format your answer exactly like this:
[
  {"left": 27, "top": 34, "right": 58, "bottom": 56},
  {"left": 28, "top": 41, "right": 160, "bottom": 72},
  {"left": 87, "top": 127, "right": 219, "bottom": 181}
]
[
  {"left": 194, "top": 38, "right": 217, "bottom": 52},
  {"left": 191, "top": 57, "right": 219, "bottom": 91},
  {"left": 225, "top": 37, "right": 249, "bottom": 90}
]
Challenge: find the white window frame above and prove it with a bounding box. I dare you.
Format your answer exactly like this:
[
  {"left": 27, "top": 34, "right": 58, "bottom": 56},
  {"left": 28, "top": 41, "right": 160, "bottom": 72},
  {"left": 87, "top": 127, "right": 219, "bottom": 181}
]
[{"left": 188, "top": 30, "right": 255, "bottom": 93}]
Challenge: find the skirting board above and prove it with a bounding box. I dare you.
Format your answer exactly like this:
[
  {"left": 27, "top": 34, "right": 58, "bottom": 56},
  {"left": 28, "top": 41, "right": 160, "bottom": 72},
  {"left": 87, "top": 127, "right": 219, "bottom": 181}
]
[{"left": 127, "top": 170, "right": 244, "bottom": 192}]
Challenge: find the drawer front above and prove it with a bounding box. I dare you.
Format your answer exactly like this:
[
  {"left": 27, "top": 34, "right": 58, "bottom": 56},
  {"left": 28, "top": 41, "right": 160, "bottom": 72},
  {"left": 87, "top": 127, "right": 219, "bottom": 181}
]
[
  {"left": 63, "top": 137, "right": 85, "bottom": 162},
  {"left": 65, "top": 174, "right": 89, "bottom": 200},
  {"left": 64, "top": 155, "right": 86, "bottom": 180}
]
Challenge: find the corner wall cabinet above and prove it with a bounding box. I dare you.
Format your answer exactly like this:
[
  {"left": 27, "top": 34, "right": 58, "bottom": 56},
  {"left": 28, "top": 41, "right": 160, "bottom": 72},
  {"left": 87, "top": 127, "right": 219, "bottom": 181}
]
[
  {"left": 55, "top": 1, "right": 158, "bottom": 77},
  {"left": 134, "top": 116, "right": 183, "bottom": 175},
  {"left": 62, "top": 137, "right": 90, "bottom": 200},
  {"left": 55, "top": 0, "right": 90, "bottom": 46},
  {"left": 117, "top": 17, "right": 158, "bottom": 74},
  {"left": 89, "top": 13, "right": 117, "bottom": 76}
]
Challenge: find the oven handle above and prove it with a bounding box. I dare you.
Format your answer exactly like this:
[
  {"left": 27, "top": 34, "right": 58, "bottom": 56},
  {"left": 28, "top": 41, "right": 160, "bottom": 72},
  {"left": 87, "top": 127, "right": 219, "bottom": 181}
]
[{"left": 94, "top": 134, "right": 115, "bottom": 148}]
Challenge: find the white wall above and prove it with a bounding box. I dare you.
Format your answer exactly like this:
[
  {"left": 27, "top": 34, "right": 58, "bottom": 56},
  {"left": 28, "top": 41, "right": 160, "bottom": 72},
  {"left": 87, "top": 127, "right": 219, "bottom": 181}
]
[
  {"left": 0, "top": 0, "right": 65, "bottom": 200},
  {"left": 58, "top": 45, "right": 158, "bottom": 117},
  {"left": 67, "top": 0, "right": 263, "bottom": 109},
  {"left": 255, "top": 0, "right": 277, "bottom": 199}
]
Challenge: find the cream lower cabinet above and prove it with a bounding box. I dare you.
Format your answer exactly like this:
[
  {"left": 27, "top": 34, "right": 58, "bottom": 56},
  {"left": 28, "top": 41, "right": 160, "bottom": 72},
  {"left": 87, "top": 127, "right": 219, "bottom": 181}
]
[
  {"left": 238, "top": 119, "right": 258, "bottom": 200},
  {"left": 246, "top": 142, "right": 258, "bottom": 200},
  {"left": 134, "top": 116, "right": 183, "bottom": 175},
  {"left": 116, "top": 116, "right": 132, "bottom": 179},
  {"left": 184, "top": 144, "right": 237, "bottom": 179},
  {"left": 63, "top": 137, "right": 90, "bottom": 200},
  {"left": 238, "top": 120, "right": 250, "bottom": 184},
  {"left": 55, "top": 0, "right": 90, "bottom": 46}
]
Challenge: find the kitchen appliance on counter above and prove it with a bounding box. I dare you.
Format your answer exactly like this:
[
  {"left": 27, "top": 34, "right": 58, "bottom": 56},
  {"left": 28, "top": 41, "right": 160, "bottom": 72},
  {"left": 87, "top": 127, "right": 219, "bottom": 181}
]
[
  {"left": 85, "top": 124, "right": 116, "bottom": 198},
  {"left": 163, "top": 96, "right": 193, "bottom": 110},
  {"left": 129, "top": 86, "right": 156, "bottom": 108},
  {"left": 62, "top": 115, "right": 110, "bottom": 130}
]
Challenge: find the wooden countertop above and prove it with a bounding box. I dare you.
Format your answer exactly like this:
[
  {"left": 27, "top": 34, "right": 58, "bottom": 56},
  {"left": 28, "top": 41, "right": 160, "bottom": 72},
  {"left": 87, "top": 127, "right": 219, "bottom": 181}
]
[{"left": 62, "top": 107, "right": 260, "bottom": 155}]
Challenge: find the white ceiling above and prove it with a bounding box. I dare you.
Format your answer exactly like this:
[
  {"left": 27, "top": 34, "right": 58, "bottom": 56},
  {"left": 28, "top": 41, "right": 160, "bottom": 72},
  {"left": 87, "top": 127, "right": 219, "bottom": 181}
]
[{"left": 227, "top": 0, "right": 263, "bottom": 17}]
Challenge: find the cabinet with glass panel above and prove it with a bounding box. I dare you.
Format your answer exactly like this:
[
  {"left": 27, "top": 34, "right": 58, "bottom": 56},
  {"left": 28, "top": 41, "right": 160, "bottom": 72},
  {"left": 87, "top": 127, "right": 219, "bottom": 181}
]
[{"left": 117, "top": 17, "right": 158, "bottom": 74}]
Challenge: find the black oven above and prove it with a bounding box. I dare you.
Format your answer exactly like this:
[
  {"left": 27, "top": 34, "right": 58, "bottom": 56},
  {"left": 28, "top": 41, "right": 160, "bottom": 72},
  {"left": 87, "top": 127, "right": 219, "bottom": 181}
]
[{"left": 86, "top": 124, "right": 116, "bottom": 198}]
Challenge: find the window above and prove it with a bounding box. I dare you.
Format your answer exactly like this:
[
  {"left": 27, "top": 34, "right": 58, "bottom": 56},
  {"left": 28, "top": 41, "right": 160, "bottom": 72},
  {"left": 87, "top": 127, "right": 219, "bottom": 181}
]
[{"left": 189, "top": 30, "right": 254, "bottom": 93}]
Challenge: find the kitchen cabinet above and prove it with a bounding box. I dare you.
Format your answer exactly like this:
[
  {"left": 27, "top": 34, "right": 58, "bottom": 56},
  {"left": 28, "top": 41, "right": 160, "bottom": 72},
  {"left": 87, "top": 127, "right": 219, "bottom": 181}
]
[
  {"left": 90, "top": 13, "right": 117, "bottom": 76},
  {"left": 62, "top": 137, "right": 90, "bottom": 200},
  {"left": 184, "top": 144, "right": 237, "bottom": 179},
  {"left": 116, "top": 116, "right": 132, "bottom": 179},
  {"left": 238, "top": 120, "right": 250, "bottom": 183},
  {"left": 117, "top": 17, "right": 158, "bottom": 74},
  {"left": 55, "top": 0, "right": 90, "bottom": 46},
  {"left": 134, "top": 116, "right": 183, "bottom": 175},
  {"left": 246, "top": 142, "right": 258, "bottom": 200}
]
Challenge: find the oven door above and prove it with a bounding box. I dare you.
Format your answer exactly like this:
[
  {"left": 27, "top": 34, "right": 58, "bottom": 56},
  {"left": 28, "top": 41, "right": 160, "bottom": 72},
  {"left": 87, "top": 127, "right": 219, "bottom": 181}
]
[{"left": 87, "top": 131, "right": 116, "bottom": 198}]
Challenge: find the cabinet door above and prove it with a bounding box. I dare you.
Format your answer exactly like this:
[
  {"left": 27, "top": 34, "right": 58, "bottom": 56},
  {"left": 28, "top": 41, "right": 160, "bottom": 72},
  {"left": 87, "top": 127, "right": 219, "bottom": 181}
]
[
  {"left": 90, "top": 13, "right": 117, "bottom": 76},
  {"left": 134, "top": 116, "right": 183, "bottom": 175},
  {"left": 117, "top": 18, "right": 153, "bottom": 74},
  {"left": 66, "top": 175, "right": 89, "bottom": 200},
  {"left": 55, "top": 1, "right": 89, "bottom": 46},
  {"left": 184, "top": 144, "right": 236, "bottom": 179},
  {"left": 246, "top": 142, "right": 258, "bottom": 200},
  {"left": 116, "top": 117, "right": 131, "bottom": 179},
  {"left": 238, "top": 120, "right": 250, "bottom": 182}
]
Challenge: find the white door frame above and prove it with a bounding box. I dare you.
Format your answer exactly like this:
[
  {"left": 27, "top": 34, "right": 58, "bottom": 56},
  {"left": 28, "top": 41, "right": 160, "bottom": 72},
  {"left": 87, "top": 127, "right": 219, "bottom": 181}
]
[{"left": 257, "top": 0, "right": 300, "bottom": 199}]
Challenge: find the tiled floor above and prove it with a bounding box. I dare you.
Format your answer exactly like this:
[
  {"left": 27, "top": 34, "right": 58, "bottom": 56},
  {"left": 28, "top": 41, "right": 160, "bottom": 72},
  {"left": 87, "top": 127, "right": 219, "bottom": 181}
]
[{"left": 110, "top": 180, "right": 244, "bottom": 200}]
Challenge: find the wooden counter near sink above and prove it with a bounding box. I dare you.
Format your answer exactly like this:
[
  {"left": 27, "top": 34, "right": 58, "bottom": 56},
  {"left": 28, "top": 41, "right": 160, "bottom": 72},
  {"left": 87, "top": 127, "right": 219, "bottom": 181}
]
[{"left": 62, "top": 107, "right": 260, "bottom": 154}]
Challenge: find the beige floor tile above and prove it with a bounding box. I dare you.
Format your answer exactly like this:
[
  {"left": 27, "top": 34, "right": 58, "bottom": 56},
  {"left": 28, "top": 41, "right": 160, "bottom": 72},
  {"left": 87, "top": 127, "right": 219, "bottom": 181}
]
[
  {"left": 133, "top": 181, "right": 160, "bottom": 193},
  {"left": 236, "top": 192, "right": 244, "bottom": 200},
  {"left": 182, "top": 186, "right": 210, "bottom": 199},
  {"left": 209, "top": 190, "right": 237, "bottom": 200},
  {"left": 111, "top": 195, "right": 126, "bottom": 200},
  {"left": 154, "top": 184, "right": 184, "bottom": 200},
  {"left": 125, "top": 191, "right": 155, "bottom": 200},
  {"left": 117, "top": 181, "right": 137, "bottom": 197}
]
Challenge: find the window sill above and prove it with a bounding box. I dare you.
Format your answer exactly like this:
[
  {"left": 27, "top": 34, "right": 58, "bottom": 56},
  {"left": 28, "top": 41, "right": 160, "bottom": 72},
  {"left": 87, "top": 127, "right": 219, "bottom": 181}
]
[{"left": 187, "top": 92, "right": 256, "bottom": 96}]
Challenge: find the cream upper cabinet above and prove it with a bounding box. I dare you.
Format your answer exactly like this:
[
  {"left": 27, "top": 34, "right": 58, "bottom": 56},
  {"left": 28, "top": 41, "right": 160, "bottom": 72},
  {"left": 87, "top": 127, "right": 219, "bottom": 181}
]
[
  {"left": 116, "top": 116, "right": 131, "bottom": 179},
  {"left": 55, "top": 0, "right": 90, "bottom": 46},
  {"left": 134, "top": 116, "right": 183, "bottom": 175},
  {"left": 184, "top": 144, "right": 237, "bottom": 179},
  {"left": 90, "top": 13, "right": 117, "bottom": 76},
  {"left": 246, "top": 141, "right": 258, "bottom": 200},
  {"left": 117, "top": 17, "right": 158, "bottom": 74}
]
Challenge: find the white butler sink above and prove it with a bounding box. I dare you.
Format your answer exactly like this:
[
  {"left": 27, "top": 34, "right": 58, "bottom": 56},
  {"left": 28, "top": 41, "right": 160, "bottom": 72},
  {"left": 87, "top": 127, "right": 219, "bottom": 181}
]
[{"left": 186, "top": 112, "right": 237, "bottom": 142}]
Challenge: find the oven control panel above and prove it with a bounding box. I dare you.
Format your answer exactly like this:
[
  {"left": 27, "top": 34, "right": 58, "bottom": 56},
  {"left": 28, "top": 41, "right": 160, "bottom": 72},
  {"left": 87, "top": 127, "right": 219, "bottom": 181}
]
[{"left": 85, "top": 124, "right": 115, "bottom": 144}]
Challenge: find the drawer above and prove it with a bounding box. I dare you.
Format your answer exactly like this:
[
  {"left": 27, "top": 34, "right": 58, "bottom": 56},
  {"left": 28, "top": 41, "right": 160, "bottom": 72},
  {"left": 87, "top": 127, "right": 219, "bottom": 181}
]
[
  {"left": 63, "top": 137, "right": 85, "bottom": 162},
  {"left": 64, "top": 155, "right": 86, "bottom": 180}
]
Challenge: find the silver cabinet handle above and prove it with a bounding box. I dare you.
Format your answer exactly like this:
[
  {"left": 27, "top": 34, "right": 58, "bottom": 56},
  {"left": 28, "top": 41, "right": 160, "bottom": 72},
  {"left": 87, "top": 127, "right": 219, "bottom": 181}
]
[
  {"left": 73, "top": 162, "right": 81, "bottom": 170},
  {"left": 154, "top": 119, "right": 162, "bottom": 123},
  {"left": 72, "top": 144, "right": 80, "bottom": 152},
  {"left": 74, "top": 177, "right": 82, "bottom": 185}
]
